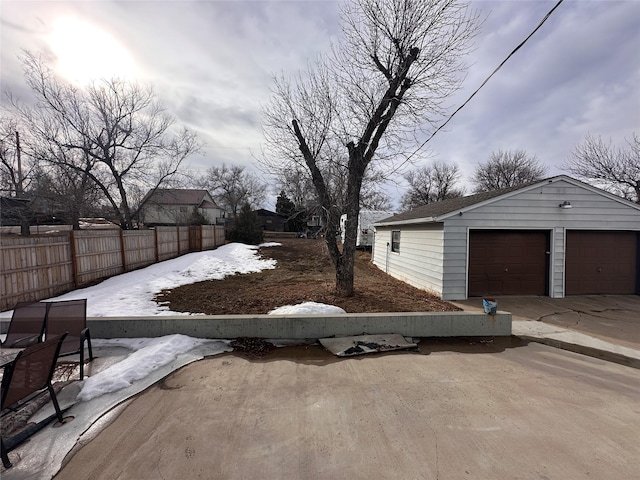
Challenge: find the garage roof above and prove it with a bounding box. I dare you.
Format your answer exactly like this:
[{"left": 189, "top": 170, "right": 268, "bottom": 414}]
[{"left": 375, "top": 175, "right": 640, "bottom": 226}]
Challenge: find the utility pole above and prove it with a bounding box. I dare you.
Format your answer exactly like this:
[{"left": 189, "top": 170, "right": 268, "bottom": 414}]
[{"left": 16, "top": 130, "right": 24, "bottom": 197}]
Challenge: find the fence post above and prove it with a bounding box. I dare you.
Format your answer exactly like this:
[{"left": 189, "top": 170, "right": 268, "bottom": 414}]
[
  {"left": 154, "top": 228, "right": 159, "bottom": 263},
  {"left": 119, "top": 229, "right": 127, "bottom": 272},
  {"left": 69, "top": 230, "right": 79, "bottom": 287}
]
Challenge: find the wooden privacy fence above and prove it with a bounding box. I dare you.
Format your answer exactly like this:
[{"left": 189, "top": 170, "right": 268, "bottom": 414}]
[{"left": 0, "top": 225, "right": 225, "bottom": 312}]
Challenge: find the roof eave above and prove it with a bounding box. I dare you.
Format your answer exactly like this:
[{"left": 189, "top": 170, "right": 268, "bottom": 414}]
[{"left": 374, "top": 217, "right": 437, "bottom": 227}]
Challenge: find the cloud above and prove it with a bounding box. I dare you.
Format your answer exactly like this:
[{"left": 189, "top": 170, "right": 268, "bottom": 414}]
[{"left": 1, "top": 0, "right": 638, "bottom": 202}]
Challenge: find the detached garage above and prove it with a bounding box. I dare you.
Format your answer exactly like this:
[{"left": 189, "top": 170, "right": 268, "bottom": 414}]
[{"left": 372, "top": 176, "right": 640, "bottom": 300}]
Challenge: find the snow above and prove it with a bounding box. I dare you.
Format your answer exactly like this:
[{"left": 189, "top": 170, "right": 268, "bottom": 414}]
[
  {"left": 1, "top": 241, "right": 343, "bottom": 403},
  {"left": 10, "top": 242, "right": 278, "bottom": 317},
  {"left": 77, "top": 335, "right": 223, "bottom": 401},
  {"left": 269, "top": 302, "right": 346, "bottom": 315},
  {"left": 0, "top": 240, "right": 353, "bottom": 477}
]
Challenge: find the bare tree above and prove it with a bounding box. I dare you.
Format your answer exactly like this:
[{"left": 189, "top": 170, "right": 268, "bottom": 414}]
[
  {"left": 565, "top": 133, "right": 639, "bottom": 203},
  {"left": 198, "top": 163, "right": 267, "bottom": 217},
  {"left": 28, "top": 160, "right": 104, "bottom": 228},
  {"left": 472, "top": 150, "right": 546, "bottom": 193},
  {"left": 262, "top": 0, "right": 480, "bottom": 296},
  {"left": 401, "top": 161, "right": 463, "bottom": 211},
  {"left": 11, "top": 52, "right": 200, "bottom": 229}
]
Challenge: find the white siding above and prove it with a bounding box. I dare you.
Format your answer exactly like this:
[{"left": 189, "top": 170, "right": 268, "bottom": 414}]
[
  {"left": 376, "top": 179, "right": 640, "bottom": 300},
  {"left": 372, "top": 224, "right": 445, "bottom": 296}
]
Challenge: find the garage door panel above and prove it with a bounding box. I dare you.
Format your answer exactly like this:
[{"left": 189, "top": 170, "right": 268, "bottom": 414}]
[
  {"left": 469, "top": 231, "right": 549, "bottom": 296},
  {"left": 566, "top": 231, "right": 638, "bottom": 295}
]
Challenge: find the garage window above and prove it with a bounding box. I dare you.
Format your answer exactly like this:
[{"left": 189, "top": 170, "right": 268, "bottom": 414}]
[{"left": 391, "top": 231, "right": 400, "bottom": 253}]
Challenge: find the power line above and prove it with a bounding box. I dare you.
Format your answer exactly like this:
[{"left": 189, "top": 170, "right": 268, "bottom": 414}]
[{"left": 399, "top": 0, "right": 565, "bottom": 168}]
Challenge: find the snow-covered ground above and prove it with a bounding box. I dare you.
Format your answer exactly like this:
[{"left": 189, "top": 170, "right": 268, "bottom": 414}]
[
  {"left": 1, "top": 241, "right": 343, "bottom": 402},
  {"left": 1, "top": 242, "right": 346, "bottom": 478}
]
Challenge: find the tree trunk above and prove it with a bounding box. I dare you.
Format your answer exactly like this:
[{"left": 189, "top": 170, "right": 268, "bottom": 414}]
[{"left": 335, "top": 249, "right": 355, "bottom": 296}]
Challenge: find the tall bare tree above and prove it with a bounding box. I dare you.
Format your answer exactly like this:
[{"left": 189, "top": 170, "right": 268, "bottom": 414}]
[
  {"left": 197, "top": 163, "right": 266, "bottom": 217},
  {"left": 11, "top": 52, "right": 200, "bottom": 229},
  {"left": 472, "top": 150, "right": 546, "bottom": 193},
  {"left": 565, "top": 133, "right": 639, "bottom": 203},
  {"left": 262, "top": 0, "right": 480, "bottom": 296},
  {"left": 401, "top": 161, "right": 463, "bottom": 211}
]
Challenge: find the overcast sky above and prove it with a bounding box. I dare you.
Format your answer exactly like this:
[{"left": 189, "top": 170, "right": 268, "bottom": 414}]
[{"left": 1, "top": 0, "right": 638, "bottom": 209}]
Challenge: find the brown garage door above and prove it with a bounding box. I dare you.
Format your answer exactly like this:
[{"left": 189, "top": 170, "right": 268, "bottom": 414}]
[
  {"left": 468, "top": 230, "right": 549, "bottom": 296},
  {"left": 566, "top": 231, "right": 638, "bottom": 295}
]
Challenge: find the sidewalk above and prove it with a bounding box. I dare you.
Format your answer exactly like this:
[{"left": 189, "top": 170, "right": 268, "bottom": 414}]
[{"left": 512, "top": 320, "right": 640, "bottom": 369}]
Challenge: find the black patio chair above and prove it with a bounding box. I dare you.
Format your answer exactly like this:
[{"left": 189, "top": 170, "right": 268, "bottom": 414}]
[
  {"left": 1, "top": 302, "right": 47, "bottom": 349},
  {"left": 1, "top": 333, "right": 68, "bottom": 469},
  {"left": 44, "top": 299, "right": 93, "bottom": 380}
]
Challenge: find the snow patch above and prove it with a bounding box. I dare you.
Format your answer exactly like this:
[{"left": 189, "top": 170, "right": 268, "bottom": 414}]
[{"left": 268, "top": 302, "right": 346, "bottom": 315}]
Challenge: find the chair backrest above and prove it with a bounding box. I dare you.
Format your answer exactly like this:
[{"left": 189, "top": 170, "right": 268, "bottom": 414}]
[
  {"left": 3, "top": 302, "right": 48, "bottom": 348},
  {"left": 44, "top": 299, "right": 87, "bottom": 356},
  {"left": 1, "top": 333, "right": 67, "bottom": 411}
]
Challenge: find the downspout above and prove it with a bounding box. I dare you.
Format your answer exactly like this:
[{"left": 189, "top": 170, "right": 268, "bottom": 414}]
[{"left": 386, "top": 241, "right": 390, "bottom": 273}]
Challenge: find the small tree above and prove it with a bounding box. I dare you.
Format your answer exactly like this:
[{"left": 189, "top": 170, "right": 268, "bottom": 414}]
[
  {"left": 472, "top": 150, "right": 546, "bottom": 192},
  {"left": 189, "top": 207, "right": 208, "bottom": 225},
  {"left": 565, "top": 133, "right": 639, "bottom": 203},
  {"left": 401, "top": 161, "right": 463, "bottom": 210},
  {"left": 276, "top": 190, "right": 305, "bottom": 232},
  {"left": 228, "top": 203, "right": 264, "bottom": 245}
]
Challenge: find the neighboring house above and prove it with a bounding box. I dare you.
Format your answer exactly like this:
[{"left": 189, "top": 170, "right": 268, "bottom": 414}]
[
  {"left": 372, "top": 175, "right": 640, "bottom": 300},
  {"left": 254, "top": 209, "right": 287, "bottom": 232},
  {"left": 340, "top": 209, "right": 395, "bottom": 248},
  {"left": 140, "top": 189, "right": 225, "bottom": 226},
  {"left": 0, "top": 196, "right": 63, "bottom": 227}
]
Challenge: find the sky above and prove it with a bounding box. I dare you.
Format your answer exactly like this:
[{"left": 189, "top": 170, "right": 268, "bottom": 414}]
[{"left": 1, "top": 0, "right": 638, "bottom": 208}]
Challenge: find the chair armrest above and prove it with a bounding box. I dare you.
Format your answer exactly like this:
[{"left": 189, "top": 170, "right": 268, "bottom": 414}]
[{"left": 7, "top": 334, "right": 41, "bottom": 348}]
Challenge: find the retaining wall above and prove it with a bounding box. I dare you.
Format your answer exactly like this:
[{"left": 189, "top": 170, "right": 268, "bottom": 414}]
[{"left": 59, "top": 311, "right": 512, "bottom": 339}]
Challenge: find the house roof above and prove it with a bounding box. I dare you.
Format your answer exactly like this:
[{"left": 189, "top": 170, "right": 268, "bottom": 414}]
[
  {"left": 143, "top": 189, "right": 220, "bottom": 208},
  {"left": 254, "top": 209, "right": 286, "bottom": 218},
  {"left": 375, "top": 175, "right": 640, "bottom": 226}
]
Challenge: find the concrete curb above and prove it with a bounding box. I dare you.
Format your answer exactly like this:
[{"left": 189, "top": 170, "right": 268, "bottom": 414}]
[{"left": 515, "top": 335, "right": 640, "bottom": 369}]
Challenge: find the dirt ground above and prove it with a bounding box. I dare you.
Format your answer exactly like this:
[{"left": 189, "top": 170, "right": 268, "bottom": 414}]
[{"left": 156, "top": 238, "right": 459, "bottom": 315}]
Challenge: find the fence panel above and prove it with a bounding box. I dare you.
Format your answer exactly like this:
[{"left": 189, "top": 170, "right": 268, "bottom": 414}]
[
  {"left": 73, "top": 230, "right": 124, "bottom": 285},
  {"left": 178, "top": 226, "right": 190, "bottom": 254},
  {"left": 189, "top": 226, "right": 202, "bottom": 251},
  {"left": 0, "top": 234, "right": 74, "bottom": 310},
  {"left": 156, "top": 227, "right": 179, "bottom": 261},
  {"left": 214, "top": 225, "right": 225, "bottom": 247},
  {"left": 201, "top": 225, "right": 215, "bottom": 249},
  {"left": 122, "top": 230, "right": 157, "bottom": 271},
  {"left": 1, "top": 224, "right": 226, "bottom": 311}
]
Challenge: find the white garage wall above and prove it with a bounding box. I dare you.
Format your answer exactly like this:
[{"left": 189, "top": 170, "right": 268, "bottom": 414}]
[
  {"left": 374, "top": 178, "right": 640, "bottom": 300},
  {"left": 372, "top": 224, "right": 445, "bottom": 297}
]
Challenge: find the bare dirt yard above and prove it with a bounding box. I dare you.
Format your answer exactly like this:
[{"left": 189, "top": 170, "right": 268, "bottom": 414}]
[{"left": 156, "top": 237, "right": 460, "bottom": 314}]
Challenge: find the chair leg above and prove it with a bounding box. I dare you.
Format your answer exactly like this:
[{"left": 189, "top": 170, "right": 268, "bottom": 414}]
[
  {"left": 1, "top": 437, "right": 12, "bottom": 468},
  {"left": 79, "top": 346, "right": 84, "bottom": 381},
  {"left": 86, "top": 331, "right": 93, "bottom": 361},
  {"left": 47, "top": 384, "right": 64, "bottom": 423}
]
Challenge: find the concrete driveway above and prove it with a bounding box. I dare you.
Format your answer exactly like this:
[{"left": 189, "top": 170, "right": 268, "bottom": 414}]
[
  {"left": 454, "top": 295, "right": 640, "bottom": 349},
  {"left": 54, "top": 339, "right": 640, "bottom": 480}
]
